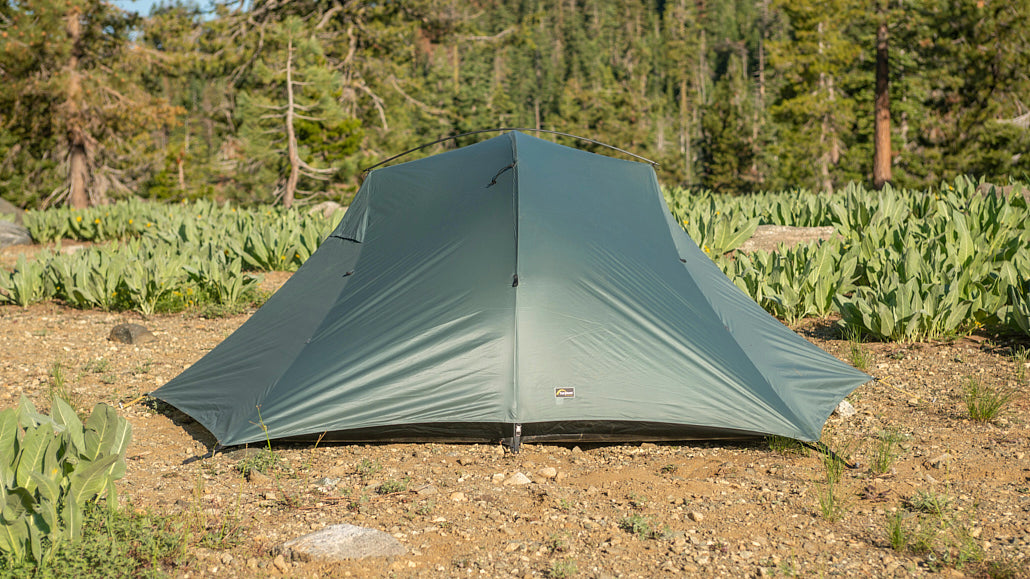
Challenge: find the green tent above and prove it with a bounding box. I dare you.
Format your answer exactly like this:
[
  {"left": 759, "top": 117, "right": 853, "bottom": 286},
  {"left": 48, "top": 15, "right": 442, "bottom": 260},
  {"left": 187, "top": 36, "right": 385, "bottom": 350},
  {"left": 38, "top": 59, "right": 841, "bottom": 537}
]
[{"left": 153, "top": 131, "right": 870, "bottom": 448}]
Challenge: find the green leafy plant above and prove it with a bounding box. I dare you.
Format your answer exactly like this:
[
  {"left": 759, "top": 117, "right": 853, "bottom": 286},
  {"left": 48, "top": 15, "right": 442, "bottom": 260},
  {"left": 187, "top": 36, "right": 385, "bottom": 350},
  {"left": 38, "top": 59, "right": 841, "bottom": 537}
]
[
  {"left": 618, "top": 514, "right": 665, "bottom": 540},
  {"left": 355, "top": 459, "right": 381, "bottom": 481},
  {"left": 0, "top": 396, "right": 132, "bottom": 566},
  {"left": 234, "top": 450, "right": 283, "bottom": 477},
  {"left": 906, "top": 490, "right": 952, "bottom": 518},
  {"left": 547, "top": 532, "right": 569, "bottom": 554},
  {"left": 549, "top": 558, "right": 578, "bottom": 578},
  {"left": 0, "top": 255, "right": 49, "bottom": 307},
  {"left": 376, "top": 478, "right": 409, "bottom": 494}
]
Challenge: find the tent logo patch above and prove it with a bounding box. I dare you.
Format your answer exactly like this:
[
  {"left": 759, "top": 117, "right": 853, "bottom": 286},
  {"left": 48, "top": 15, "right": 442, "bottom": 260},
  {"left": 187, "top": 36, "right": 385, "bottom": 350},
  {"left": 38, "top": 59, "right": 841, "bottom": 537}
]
[{"left": 555, "top": 387, "right": 575, "bottom": 399}]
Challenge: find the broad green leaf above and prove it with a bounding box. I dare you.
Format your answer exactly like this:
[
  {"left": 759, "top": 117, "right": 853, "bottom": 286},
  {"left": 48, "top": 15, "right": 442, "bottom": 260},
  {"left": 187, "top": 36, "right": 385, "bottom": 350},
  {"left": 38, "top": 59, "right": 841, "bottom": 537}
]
[
  {"left": 50, "top": 398, "right": 84, "bottom": 453},
  {"left": 69, "top": 454, "right": 120, "bottom": 507}
]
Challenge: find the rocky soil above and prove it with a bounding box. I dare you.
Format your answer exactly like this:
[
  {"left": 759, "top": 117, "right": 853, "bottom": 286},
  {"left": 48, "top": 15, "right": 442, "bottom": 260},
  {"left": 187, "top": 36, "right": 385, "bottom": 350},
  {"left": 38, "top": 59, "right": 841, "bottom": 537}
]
[{"left": 2, "top": 245, "right": 1029, "bottom": 578}]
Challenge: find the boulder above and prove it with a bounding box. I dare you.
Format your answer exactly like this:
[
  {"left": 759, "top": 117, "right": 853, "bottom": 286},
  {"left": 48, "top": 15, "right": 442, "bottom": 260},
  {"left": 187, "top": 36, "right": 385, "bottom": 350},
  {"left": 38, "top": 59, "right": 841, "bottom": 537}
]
[
  {"left": 109, "top": 323, "right": 156, "bottom": 345},
  {"left": 0, "top": 198, "right": 24, "bottom": 224},
  {"left": 277, "top": 524, "right": 406, "bottom": 562},
  {"left": 308, "top": 201, "right": 346, "bottom": 219},
  {"left": 737, "top": 225, "right": 835, "bottom": 254},
  {"left": 0, "top": 220, "right": 31, "bottom": 249},
  {"left": 975, "top": 182, "right": 1030, "bottom": 203}
]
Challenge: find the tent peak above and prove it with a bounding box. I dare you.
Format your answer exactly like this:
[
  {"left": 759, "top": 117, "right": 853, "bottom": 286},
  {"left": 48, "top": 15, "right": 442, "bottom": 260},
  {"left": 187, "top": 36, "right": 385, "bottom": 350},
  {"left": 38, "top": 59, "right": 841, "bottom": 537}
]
[{"left": 361, "top": 128, "right": 658, "bottom": 175}]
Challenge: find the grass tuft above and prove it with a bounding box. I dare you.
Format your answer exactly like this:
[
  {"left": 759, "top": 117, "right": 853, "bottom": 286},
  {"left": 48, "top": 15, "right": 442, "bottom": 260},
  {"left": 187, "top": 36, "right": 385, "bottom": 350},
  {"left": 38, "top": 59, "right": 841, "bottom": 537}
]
[
  {"left": 845, "top": 328, "right": 869, "bottom": 371},
  {"left": 963, "top": 377, "right": 1014, "bottom": 422},
  {"left": 871, "top": 428, "right": 904, "bottom": 475},
  {"left": 767, "top": 435, "right": 808, "bottom": 456}
]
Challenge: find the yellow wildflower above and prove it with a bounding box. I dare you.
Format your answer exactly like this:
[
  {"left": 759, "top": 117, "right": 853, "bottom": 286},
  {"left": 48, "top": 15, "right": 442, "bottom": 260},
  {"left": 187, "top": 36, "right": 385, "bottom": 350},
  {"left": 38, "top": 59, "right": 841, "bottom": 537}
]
[
  {"left": 76, "top": 216, "right": 82, "bottom": 223},
  {"left": 128, "top": 219, "right": 133, "bottom": 224},
  {"left": 94, "top": 218, "right": 100, "bottom": 224},
  {"left": 704, "top": 245, "right": 711, "bottom": 254}
]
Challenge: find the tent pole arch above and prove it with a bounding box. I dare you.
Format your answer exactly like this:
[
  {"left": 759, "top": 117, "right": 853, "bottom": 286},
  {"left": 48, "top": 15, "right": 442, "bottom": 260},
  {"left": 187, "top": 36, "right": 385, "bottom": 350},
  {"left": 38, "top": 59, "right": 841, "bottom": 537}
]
[{"left": 361, "top": 128, "right": 658, "bottom": 176}]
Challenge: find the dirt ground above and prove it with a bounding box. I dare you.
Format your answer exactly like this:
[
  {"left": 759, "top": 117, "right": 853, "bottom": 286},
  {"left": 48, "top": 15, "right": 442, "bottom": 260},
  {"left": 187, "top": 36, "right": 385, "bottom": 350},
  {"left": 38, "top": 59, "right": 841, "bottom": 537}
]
[{"left": 2, "top": 246, "right": 1029, "bottom": 578}]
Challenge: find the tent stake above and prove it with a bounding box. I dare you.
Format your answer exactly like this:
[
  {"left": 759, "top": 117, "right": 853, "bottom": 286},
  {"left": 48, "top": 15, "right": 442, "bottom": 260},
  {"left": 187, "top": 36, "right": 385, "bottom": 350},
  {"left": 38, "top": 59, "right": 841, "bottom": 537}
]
[
  {"left": 803, "top": 440, "right": 858, "bottom": 469},
  {"left": 508, "top": 424, "right": 522, "bottom": 453}
]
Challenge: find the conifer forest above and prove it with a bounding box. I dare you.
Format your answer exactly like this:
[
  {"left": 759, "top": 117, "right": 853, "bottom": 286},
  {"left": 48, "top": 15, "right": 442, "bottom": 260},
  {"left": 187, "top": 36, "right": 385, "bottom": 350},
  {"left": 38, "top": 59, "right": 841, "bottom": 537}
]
[{"left": 1, "top": 0, "right": 1028, "bottom": 208}]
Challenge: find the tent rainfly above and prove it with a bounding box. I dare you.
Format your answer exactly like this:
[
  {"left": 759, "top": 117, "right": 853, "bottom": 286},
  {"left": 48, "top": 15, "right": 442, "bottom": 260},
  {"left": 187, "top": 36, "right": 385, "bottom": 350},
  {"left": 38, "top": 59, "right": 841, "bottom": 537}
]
[{"left": 153, "top": 131, "right": 870, "bottom": 449}]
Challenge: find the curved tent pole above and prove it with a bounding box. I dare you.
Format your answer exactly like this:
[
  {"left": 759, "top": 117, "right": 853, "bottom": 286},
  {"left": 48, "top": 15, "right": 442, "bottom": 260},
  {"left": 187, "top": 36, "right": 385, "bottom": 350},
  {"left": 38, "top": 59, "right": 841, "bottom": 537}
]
[{"left": 361, "top": 128, "right": 659, "bottom": 176}]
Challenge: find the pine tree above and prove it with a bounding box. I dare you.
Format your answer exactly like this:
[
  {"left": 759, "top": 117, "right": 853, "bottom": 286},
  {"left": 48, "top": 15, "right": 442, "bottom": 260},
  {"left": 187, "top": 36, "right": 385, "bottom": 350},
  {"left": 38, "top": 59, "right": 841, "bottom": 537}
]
[
  {"left": 0, "top": 0, "right": 179, "bottom": 207},
  {"left": 236, "top": 16, "right": 360, "bottom": 207}
]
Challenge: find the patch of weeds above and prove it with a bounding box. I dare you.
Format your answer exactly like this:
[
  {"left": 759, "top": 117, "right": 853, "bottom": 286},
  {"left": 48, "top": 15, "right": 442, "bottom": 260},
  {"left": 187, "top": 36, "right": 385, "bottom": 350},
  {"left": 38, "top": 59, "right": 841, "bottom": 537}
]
[
  {"left": 199, "top": 483, "right": 246, "bottom": 550},
  {"left": 886, "top": 511, "right": 910, "bottom": 551},
  {"left": 964, "top": 377, "right": 1015, "bottom": 422},
  {"left": 556, "top": 498, "right": 573, "bottom": 512},
  {"left": 618, "top": 514, "right": 666, "bottom": 540},
  {"left": 816, "top": 481, "right": 846, "bottom": 522},
  {"left": 821, "top": 438, "right": 853, "bottom": 485},
  {"left": 131, "top": 360, "right": 153, "bottom": 375},
  {"left": 547, "top": 532, "right": 569, "bottom": 554},
  {"left": 415, "top": 500, "right": 435, "bottom": 517},
  {"left": 947, "top": 523, "right": 985, "bottom": 569},
  {"left": 871, "top": 428, "right": 903, "bottom": 475},
  {"left": 626, "top": 492, "right": 648, "bottom": 509},
  {"left": 47, "top": 361, "right": 77, "bottom": 411},
  {"left": 100, "top": 373, "right": 117, "bottom": 385},
  {"left": 906, "top": 489, "right": 951, "bottom": 517},
  {"left": 845, "top": 328, "right": 869, "bottom": 371},
  {"left": 1012, "top": 346, "right": 1029, "bottom": 384},
  {"left": 659, "top": 464, "right": 677, "bottom": 474},
  {"left": 347, "top": 492, "right": 371, "bottom": 511},
  {"left": 377, "top": 477, "right": 410, "bottom": 494},
  {"left": 0, "top": 502, "right": 187, "bottom": 578},
  {"left": 910, "top": 522, "right": 939, "bottom": 554},
  {"left": 85, "top": 357, "right": 111, "bottom": 374},
  {"left": 549, "top": 558, "right": 578, "bottom": 578},
  {"left": 234, "top": 449, "right": 283, "bottom": 477},
  {"left": 767, "top": 435, "right": 808, "bottom": 456},
  {"left": 194, "top": 302, "right": 250, "bottom": 319},
  {"left": 980, "top": 557, "right": 1021, "bottom": 579},
  {"left": 355, "top": 458, "right": 382, "bottom": 480}
]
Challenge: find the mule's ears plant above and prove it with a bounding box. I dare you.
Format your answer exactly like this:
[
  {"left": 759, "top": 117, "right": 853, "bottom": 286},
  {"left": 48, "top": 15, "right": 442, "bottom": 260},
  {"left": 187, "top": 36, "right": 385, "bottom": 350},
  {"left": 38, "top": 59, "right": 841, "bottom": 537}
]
[{"left": 0, "top": 396, "right": 132, "bottom": 566}]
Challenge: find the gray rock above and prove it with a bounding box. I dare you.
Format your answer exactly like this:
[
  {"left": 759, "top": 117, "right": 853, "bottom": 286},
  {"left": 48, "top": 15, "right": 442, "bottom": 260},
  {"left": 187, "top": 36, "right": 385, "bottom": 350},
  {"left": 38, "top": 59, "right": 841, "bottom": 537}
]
[
  {"left": 738, "top": 225, "right": 835, "bottom": 254},
  {"left": 833, "top": 399, "right": 856, "bottom": 418},
  {"left": 277, "top": 523, "right": 406, "bottom": 562},
  {"left": 503, "top": 472, "right": 532, "bottom": 486},
  {"left": 537, "top": 466, "right": 558, "bottom": 479},
  {"left": 0, "top": 198, "right": 23, "bottom": 224},
  {"left": 308, "top": 201, "right": 346, "bottom": 219},
  {"left": 0, "top": 220, "right": 31, "bottom": 248},
  {"left": 109, "top": 323, "right": 156, "bottom": 345}
]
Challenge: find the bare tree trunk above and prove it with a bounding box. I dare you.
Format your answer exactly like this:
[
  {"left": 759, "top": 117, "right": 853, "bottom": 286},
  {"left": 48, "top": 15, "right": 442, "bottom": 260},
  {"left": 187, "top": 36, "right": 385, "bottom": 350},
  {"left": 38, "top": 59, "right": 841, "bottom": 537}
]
[
  {"left": 873, "top": 12, "right": 892, "bottom": 189},
  {"left": 284, "top": 38, "right": 299, "bottom": 209},
  {"left": 817, "top": 21, "right": 837, "bottom": 193},
  {"left": 178, "top": 118, "right": 189, "bottom": 192},
  {"left": 752, "top": 0, "right": 767, "bottom": 181},
  {"left": 65, "top": 8, "right": 90, "bottom": 209}
]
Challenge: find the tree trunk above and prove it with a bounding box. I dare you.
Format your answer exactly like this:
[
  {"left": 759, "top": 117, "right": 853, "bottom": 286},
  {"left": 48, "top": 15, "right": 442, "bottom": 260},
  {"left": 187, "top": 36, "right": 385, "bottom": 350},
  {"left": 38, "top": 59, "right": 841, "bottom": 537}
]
[
  {"left": 817, "top": 22, "right": 832, "bottom": 193},
  {"left": 65, "top": 8, "right": 90, "bottom": 209},
  {"left": 284, "top": 38, "right": 299, "bottom": 209},
  {"left": 873, "top": 14, "right": 892, "bottom": 189}
]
